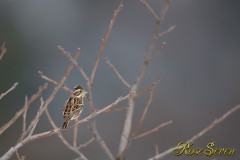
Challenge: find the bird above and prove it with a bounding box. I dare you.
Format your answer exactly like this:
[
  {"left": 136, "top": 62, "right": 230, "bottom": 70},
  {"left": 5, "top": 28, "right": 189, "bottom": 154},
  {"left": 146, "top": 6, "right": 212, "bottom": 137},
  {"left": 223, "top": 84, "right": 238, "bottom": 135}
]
[{"left": 62, "top": 85, "right": 87, "bottom": 129}]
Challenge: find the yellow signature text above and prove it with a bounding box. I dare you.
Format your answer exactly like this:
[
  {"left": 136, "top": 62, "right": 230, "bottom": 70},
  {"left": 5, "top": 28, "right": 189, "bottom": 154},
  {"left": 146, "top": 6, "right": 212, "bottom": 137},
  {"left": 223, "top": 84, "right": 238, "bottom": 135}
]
[{"left": 172, "top": 142, "right": 235, "bottom": 157}]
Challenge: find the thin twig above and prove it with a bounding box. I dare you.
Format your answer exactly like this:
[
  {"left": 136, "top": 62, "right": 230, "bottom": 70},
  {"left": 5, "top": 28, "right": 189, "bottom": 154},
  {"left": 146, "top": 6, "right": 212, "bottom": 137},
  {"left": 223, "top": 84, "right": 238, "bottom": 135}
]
[
  {"left": 158, "top": 25, "right": 176, "bottom": 37},
  {"left": 136, "top": 77, "right": 161, "bottom": 98},
  {"left": 77, "top": 92, "right": 134, "bottom": 125},
  {"left": 0, "top": 42, "right": 7, "bottom": 61},
  {"left": 103, "top": 105, "right": 128, "bottom": 112},
  {"left": 58, "top": 46, "right": 89, "bottom": 81},
  {"left": 45, "top": 109, "right": 88, "bottom": 160},
  {"left": 133, "top": 79, "right": 160, "bottom": 136},
  {"left": 105, "top": 58, "right": 131, "bottom": 88},
  {"left": 155, "top": 145, "right": 159, "bottom": 156},
  {"left": 147, "top": 104, "right": 240, "bottom": 160},
  {"left": 22, "top": 96, "right": 29, "bottom": 133},
  {"left": 159, "top": 0, "right": 170, "bottom": 22},
  {"left": 133, "top": 120, "right": 172, "bottom": 140},
  {"left": 38, "top": 71, "right": 72, "bottom": 93},
  {"left": 19, "top": 49, "right": 80, "bottom": 141},
  {"left": 1, "top": 92, "right": 133, "bottom": 160},
  {"left": 73, "top": 120, "right": 78, "bottom": 148},
  {"left": 0, "top": 83, "right": 47, "bottom": 135},
  {"left": 90, "top": 2, "right": 123, "bottom": 84},
  {"left": 0, "top": 82, "right": 18, "bottom": 100},
  {"left": 28, "top": 97, "right": 44, "bottom": 137},
  {"left": 78, "top": 138, "right": 95, "bottom": 150},
  {"left": 15, "top": 151, "right": 25, "bottom": 160},
  {"left": 140, "top": 0, "right": 160, "bottom": 22}
]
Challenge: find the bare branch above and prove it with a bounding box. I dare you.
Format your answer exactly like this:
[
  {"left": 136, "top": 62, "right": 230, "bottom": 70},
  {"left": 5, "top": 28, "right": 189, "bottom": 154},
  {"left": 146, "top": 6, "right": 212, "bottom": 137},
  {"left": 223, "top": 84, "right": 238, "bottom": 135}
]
[
  {"left": 133, "top": 120, "right": 172, "bottom": 140},
  {"left": 0, "top": 82, "right": 18, "bottom": 100},
  {"left": 0, "top": 42, "right": 7, "bottom": 61},
  {"left": 0, "top": 83, "right": 48, "bottom": 135},
  {"left": 117, "top": 1, "right": 170, "bottom": 158},
  {"left": 159, "top": 0, "right": 170, "bottom": 22},
  {"left": 58, "top": 46, "right": 89, "bottom": 82},
  {"left": 22, "top": 96, "right": 29, "bottom": 133},
  {"left": 1, "top": 92, "right": 133, "bottom": 160},
  {"left": 147, "top": 104, "right": 240, "bottom": 160},
  {"left": 73, "top": 120, "right": 78, "bottom": 148},
  {"left": 105, "top": 58, "right": 131, "bottom": 88},
  {"left": 103, "top": 105, "right": 128, "bottom": 113},
  {"left": 38, "top": 71, "right": 72, "bottom": 93},
  {"left": 158, "top": 25, "right": 176, "bottom": 37},
  {"left": 28, "top": 97, "right": 44, "bottom": 137},
  {"left": 140, "top": 0, "right": 160, "bottom": 22},
  {"left": 133, "top": 79, "right": 160, "bottom": 136},
  {"left": 77, "top": 91, "right": 134, "bottom": 160},
  {"left": 19, "top": 49, "right": 80, "bottom": 141},
  {"left": 15, "top": 151, "right": 25, "bottom": 160},
  {"left": 90, "top": 2, "right": 123, "bottom": 84},
  {"left": 155, "top": 145, "right": 159, "bottom": 156},
  {"left": 78, "top": 138, "right": 95, "bottom": 150},
  {"left": 45, "top": 109, "right": 88, "bottom": 160}
]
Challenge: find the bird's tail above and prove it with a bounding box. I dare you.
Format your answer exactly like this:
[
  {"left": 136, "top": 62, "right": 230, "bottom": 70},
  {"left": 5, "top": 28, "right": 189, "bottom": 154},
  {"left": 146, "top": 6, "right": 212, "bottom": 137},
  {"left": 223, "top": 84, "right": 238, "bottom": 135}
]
[{"left": 62, "top": 121, "right": 68, "bottom": 129}]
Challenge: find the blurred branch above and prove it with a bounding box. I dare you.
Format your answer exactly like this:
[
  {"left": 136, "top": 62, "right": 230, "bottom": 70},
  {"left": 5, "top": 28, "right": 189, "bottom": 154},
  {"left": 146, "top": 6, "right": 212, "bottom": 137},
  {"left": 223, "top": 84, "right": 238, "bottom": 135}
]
[
  {"left": 0, "top": 82, "right": 18, "bottom": 100},
  {"left": 105, "top": 58, "right": 131, "bottom": 88},
  {"left": 137, "top": 78, "right": 161, "bottom": 98},
  {"left": 133, "top": 120, "right": 172, "bottom": 140},
  {"left": 90, "top": 2, "right": 123, "bottom": 84},
  {"left": 78, "top": 137, "right": 95, "bottom": 150},
  {"left": 1, "top": 92, "right": 133, "bottom": 160},
  {"left": 38, "top": 71, "right": 72, "bottom": 93},
  {"left": 147, "top": 104, "right": 240, "bottom": 160},
  {"left": 0, "top": 83, "right": 47, "bottom": 135},
  {"left": 15, "top": 151, "right": 25, "bottom": 160},
  {"left": 158, "top": 25, "right": 176, "bottom": 37},
  {"left": 159, "top": 0, "right": 170, "bottom": 22},
  {"left": 140, "top": 0, "right": 160, "bottom": 22},
  {"left": 73, "top": 120, "right": 78, "bottom": 148},
  {"left": 22, "top": 96, "right": 29, "bottom": 133},
  {"left": 0, "top": 42, "right": 7, "bottom": 61}
]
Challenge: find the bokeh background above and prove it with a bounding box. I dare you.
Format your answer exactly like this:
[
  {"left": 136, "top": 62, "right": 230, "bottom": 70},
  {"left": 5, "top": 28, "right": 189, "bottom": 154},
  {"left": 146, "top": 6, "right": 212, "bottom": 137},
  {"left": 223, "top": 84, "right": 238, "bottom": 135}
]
[{"left": 1, "top": 0, "right": 240, "bottom": 160}]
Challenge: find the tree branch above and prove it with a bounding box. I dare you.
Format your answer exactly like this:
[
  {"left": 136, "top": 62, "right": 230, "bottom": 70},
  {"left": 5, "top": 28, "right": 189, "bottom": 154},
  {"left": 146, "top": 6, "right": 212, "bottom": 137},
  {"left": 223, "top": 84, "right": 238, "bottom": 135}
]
[
  {"left": 0, "top": 82, "right": 18, "bottom": 100},
  {"left": 38, "top": 71, "right": 72, "bottom": 93},
  {"left": 58, "top": 46, "right": 89, "bottom": 82},
  {"left": 0, "top": 42, "right": 7, "bottom": 61},
  {"left": 45, "top": 108, "right": 88, "bottom": 160},
  {"left": 132, "top": 79, "right": 160, "bottom": 136},
  {"left": 105, "top": 58, "right": 131, "bottom": 88},
  {"left": 90, "top": 2, "right": 123, "bottom": 84},
  {"left": 1, "top": 92, "right": 133, "bottom": 160},
  {"left": 117, "top": 1, "right": 170, "bottom": 158},
  {"left": 19, "top": 49, "right": 80, "bottom": 141},
  {"left": 147, "top": 104, "right": 240, "bottom": 160},
  {"left": 0, "top": 83, "right": 47, "bottom": 135},
  {"left": 133, "top": 120, "right": 172, "bottom": 140}
]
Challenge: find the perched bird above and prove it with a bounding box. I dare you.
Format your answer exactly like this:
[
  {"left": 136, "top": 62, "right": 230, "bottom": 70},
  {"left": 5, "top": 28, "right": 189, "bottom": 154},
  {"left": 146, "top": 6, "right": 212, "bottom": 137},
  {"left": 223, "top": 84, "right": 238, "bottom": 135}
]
[{"left": 62, "top": 85, "right": 87, "bottom": 129}]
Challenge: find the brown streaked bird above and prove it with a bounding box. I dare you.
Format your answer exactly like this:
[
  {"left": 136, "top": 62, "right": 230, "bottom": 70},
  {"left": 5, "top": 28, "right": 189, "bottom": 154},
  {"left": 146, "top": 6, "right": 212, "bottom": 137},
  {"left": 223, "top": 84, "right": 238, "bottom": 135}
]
[{"left": 62, "top": 85, "right": 87, "bottom": 129}]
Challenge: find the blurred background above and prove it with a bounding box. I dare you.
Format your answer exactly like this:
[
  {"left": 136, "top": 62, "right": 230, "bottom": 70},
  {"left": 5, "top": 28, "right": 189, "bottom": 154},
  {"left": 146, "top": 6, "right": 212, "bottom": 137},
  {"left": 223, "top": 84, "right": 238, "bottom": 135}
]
[{"left": 1, "top": 0, "right": 240, "bottom": 160}]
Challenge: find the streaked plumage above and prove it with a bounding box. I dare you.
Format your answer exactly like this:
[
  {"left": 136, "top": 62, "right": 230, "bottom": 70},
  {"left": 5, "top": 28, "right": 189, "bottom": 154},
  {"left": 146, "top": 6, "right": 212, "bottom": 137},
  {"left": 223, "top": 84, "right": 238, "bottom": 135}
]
[{"left": 62, "top": 85, "right": 87, "bottom": 129}]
